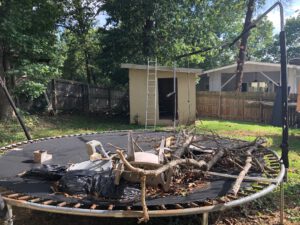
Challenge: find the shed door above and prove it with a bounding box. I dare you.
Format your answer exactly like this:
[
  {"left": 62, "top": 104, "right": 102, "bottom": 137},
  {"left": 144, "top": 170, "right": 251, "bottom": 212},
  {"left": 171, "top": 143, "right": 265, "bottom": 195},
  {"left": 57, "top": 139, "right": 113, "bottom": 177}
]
[{"left": 158, "top": 78, "right": 177, "bottom": 120}]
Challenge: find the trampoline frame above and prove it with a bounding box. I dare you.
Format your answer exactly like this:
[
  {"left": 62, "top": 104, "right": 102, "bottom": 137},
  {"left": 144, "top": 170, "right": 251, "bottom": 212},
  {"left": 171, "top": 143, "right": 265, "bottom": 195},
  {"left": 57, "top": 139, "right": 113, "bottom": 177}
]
[{"left": 0, "top": 131, "right": 285, "bottom": 225}]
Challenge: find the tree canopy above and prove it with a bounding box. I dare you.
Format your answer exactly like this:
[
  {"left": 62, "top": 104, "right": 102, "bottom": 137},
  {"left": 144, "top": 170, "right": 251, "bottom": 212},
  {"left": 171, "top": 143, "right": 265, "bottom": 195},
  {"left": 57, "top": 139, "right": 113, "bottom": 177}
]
[{"left": 2, "top": 0, "right": 298, "bottom": 119}]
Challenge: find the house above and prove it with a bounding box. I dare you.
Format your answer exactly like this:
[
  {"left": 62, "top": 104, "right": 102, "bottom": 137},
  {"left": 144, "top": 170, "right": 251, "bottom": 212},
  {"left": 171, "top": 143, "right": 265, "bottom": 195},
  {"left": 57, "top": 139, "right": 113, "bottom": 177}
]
[
  {"left": 198, "top": 61, "right": 300, "bottom": 93},
  {"left": 121, "top": 63, "right": 202, "bottom": 126}
]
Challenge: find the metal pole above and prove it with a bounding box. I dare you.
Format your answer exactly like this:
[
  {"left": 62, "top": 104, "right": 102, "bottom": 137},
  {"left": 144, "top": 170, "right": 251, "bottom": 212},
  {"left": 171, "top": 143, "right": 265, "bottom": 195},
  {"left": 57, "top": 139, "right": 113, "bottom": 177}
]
[
  {"left": 280, "top": 181, "right": 284, "bottom": 225},
  {"left": 0, "top": 77, "right": 31, "bottom": 140},
  {"left": 4, "top": 204, "right": 13, "bottom": 225},
  {"left": 201, "top": 212, "right": 208, "bottom": 225}
]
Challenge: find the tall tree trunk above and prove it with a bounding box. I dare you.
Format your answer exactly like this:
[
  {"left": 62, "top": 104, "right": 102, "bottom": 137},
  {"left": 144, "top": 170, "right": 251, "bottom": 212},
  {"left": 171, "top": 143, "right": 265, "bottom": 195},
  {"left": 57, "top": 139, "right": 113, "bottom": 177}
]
[
  {"left": 84, "top": 50, "right": 91, "bottom": 84},
  {"left": 0, "top": 46, "right": 14, "bottom": 120},
  {"left": 235, "top": 0, "right": 255, "bottom": 91}
]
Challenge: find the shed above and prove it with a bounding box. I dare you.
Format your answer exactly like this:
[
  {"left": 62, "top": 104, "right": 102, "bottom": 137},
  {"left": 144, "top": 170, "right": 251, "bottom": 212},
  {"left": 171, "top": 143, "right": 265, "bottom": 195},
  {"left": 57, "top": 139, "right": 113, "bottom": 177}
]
[
  {"left": 121, "top": 64, "right": 202, "bottom": 126},
  {"left": 198, "top": 61, "right": 300, "bottom": 93}
]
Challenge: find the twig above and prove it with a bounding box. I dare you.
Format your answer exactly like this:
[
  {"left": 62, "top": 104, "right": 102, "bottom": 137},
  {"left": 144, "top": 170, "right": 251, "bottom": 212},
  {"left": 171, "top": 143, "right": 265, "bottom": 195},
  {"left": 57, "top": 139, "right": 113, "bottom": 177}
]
[
  {"left": 107, "top": 143, "right": 125, "bottom": 150},
  {"left": 203, "top": 171, "right": 277, "bottom": 183},
  {"left": 116, "top": 150, "right": 207, "bottom": 177},
  {"left": 227, "top": 157, "right": 244, "bottom": 170},
  {"left": 117, "top": 149, "right": 206, "bottom": 222},
  {"left": 138, "top": 175, "right": 149, "bottom": 223},
  {"left": 189, "top": 145, "right": 215, "bottom": 154},
  {"left": 158, "top": 137, "right": 165, "bottom": 164}
]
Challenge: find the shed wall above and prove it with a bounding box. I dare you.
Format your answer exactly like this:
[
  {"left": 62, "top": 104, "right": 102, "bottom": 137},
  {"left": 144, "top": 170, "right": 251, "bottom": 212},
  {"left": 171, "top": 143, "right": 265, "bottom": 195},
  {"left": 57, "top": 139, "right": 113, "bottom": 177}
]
[{"left": 129, "top": 69, "right": 196, "bottom": 125}]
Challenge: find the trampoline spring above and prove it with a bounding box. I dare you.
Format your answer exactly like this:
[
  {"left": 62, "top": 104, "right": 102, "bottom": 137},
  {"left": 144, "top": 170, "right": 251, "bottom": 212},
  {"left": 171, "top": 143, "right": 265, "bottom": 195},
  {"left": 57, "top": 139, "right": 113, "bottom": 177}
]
[
  {"left": 244, "top": 189, "right": 257, "bottom": 194},
  {"left": 218, "top": 197, "right": 229, "bottom": 203},
  {"left": 227, "top": 194, "right": 238, "bottom": 200},
  {"left": 57, "top": 202, "right": 67, "bottom": 207},
  {"left": 175, "top": 204, "right": 183, "bottom": 209},
  {"left": 17, "top": 196, "right": 31, "bottom": 200},
  {"left": 108, "top": 204, "right": 114, "bottom": 210},
  {"left": 30, "top": 198, "right": 41, "bottom": 203},
  {"left": 251, "top": 185, "right": 265, "bottom": 190},
  {"left": 188, "top": 202, "right": 199, "bottom": 208},
  {"left": 7, "top": 193, "right": 19, "bottom": 198},
  {"left": 73, "top": 203, "right": 81, "bottom": 208},
  {"left": 43, "top": 200, "right": 54, "bottom": 205},
  {"left": 237, "top": 192, "right": 248, "bottom": 197},
  {"left": 268, "top": 170, "right": 279, "bottom": 174},
  {"left": 0, "top": 191, "right": 13, "bottom": 196},
  {"left": 160, "top": 205, "right": 167, "bottom": 210},
  {"left": 257, "top": 182, "right": 269, "bottom": 187},
  {"left": 203, "top": 200, "right": 213, "bottom": 206},
  {"left": 90, "top": 204, "right": 98, "bottom": 210}
]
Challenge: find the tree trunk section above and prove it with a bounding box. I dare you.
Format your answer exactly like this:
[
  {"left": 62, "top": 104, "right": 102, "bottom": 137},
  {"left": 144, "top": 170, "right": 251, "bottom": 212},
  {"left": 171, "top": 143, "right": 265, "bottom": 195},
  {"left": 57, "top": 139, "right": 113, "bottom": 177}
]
[
  {"left": 84, "top": 50, "right": 91, "bottom": 84},
  {"left": 0, "top": 46, "right": 14, "bottom": 121},
  {"left": 235, "top": 0, "right": 255, "bottom": 91}
]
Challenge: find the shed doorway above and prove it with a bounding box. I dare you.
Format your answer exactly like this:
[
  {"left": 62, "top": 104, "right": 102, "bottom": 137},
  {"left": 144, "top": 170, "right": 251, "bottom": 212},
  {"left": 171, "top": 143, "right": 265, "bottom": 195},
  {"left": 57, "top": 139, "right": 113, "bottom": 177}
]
[{"left": 158, "top": 78, "right": 177, "bottom": 120}]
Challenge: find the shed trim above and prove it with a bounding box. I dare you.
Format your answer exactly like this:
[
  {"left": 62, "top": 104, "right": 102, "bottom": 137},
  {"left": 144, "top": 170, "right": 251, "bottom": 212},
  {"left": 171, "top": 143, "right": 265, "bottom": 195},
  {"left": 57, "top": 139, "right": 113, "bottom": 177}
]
[
  {"left": 121, "top": 63, "right": 202, "bottom": 75},
  {"left": 201, "top": 61, "right": 300, "bottom": 75}
]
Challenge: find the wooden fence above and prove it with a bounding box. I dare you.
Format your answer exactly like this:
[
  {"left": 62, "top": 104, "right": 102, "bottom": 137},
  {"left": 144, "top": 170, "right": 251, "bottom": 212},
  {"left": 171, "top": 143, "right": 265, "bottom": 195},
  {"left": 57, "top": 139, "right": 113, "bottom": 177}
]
[
  {"left": 51, "top": 79, "right": 127, "bottom": 113},
  {"left": 196, "top": 91, "right": 299, "bottom": 126}
]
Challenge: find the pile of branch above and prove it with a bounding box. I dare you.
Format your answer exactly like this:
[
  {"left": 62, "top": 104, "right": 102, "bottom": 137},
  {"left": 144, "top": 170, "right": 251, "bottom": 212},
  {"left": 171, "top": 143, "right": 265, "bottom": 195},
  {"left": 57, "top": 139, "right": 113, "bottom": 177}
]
[{"left": 113, "top": 129, "right": 267, "bottom": 223}]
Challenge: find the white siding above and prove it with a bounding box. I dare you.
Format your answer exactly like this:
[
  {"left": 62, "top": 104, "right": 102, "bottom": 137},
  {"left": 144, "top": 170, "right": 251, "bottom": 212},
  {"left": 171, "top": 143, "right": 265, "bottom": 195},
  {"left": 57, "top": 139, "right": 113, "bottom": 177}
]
[{"left": 209, "top": 72, "right": 221, "bottom": 91}]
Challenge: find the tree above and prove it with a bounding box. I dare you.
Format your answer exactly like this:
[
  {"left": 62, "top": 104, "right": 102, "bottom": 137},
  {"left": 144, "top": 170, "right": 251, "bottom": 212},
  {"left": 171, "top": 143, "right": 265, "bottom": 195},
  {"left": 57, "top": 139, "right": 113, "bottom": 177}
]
[
  {"left": 99, "top": 0, "right": 247, "bottom": 85},
  {"left": 235, "top": 0, "right": 256, "bottom": 91},
  {"left": 0, "top": 0, "right": 63, "bottom": 120},
  {"left": 61, "top": 0, "right": 102, "bottom": 84},
  {"left": 264, "top": 13, "right": 300, "bottom": 63}
]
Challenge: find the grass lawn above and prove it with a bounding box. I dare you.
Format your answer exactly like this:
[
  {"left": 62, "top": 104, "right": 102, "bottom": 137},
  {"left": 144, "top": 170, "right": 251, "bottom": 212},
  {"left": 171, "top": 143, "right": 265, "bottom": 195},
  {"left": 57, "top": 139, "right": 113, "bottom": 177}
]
[{"left": 0, "top": 115, "right": 299, "bottom": 224}]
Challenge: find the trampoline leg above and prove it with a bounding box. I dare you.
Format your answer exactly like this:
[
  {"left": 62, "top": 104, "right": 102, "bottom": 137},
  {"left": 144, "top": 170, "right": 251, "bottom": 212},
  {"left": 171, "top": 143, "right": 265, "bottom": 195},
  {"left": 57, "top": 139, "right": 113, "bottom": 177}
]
[
  {"left": 201, "top": 212, "right": 209, "bottom": 225},
  {"left": 4, "top": 204, "right": 13, "bottom": 225},
  {"left": 280, "top": 181, "right": 284, "bottom": 225}
]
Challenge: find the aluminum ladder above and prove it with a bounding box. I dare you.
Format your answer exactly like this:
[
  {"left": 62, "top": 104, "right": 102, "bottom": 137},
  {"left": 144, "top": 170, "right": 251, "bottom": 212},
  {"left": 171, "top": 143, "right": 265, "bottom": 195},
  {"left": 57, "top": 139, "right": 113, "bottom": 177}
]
[{"left": 145, "top": 59, "right": 157, "bottom": 129}]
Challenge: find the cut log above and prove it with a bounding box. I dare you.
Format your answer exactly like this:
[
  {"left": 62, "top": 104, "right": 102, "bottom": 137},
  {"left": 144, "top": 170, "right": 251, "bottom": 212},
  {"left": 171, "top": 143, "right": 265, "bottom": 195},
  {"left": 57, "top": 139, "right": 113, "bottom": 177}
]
[
  {"left": 158, "top": 137, "right": 165, "bottom": 164},
  {"left": 173, "top": 135, "right": 194, "bottom": 159},
  {"left": 207, "top": 149, "right": 225, "bottom": 170},
  {"left": 230, "top": 146, "right": 256, "bottom": 196}
]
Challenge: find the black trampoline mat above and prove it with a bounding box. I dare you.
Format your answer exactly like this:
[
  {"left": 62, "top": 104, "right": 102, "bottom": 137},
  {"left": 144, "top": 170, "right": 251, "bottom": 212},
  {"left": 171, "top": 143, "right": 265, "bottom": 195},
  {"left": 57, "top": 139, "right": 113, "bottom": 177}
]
[{"left": 0, "top": 131, "right": 258, "bottom": 206}]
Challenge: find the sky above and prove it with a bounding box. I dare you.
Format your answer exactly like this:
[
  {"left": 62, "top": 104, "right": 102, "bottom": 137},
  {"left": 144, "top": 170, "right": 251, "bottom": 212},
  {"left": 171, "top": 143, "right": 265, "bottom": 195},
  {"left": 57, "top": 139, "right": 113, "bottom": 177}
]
[{"left": 262, "top": 0, "right": 300, "bottom": 33}]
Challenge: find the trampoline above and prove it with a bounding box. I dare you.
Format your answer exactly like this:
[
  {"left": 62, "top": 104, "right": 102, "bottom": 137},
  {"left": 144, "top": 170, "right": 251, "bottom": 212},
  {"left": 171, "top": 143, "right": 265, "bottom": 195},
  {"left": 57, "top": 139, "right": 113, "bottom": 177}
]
[{"left": 0, "top": 130, "right": 285, "bottom": 225}]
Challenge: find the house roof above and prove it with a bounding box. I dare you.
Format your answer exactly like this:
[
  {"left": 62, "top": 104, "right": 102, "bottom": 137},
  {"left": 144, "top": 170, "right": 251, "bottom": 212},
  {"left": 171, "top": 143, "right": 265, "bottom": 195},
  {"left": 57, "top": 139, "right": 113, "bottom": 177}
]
[
  {"left": 121, "top": 63, "right": 203, "bottom": 75},
  {"left": 201, "top": 61, "right": 300, "bottom": 75}
]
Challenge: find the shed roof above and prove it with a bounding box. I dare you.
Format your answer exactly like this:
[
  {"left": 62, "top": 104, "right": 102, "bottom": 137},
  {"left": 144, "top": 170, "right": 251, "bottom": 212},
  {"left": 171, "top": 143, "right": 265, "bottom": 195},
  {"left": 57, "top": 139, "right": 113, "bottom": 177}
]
[
  {"left": 121, "top": 63, "right": 202, "bottom": 75},
  {"left": 201, "top": 61, "right": 300, "bottom": 75}
]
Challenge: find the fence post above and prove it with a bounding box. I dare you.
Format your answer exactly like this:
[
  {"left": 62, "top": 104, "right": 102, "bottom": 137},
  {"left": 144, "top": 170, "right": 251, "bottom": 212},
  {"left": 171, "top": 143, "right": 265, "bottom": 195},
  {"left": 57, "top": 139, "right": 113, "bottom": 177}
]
[
  {"left": 218, "top": 92, "right": 222, "bottom": 119},
  {"left": 260, "top": 94, "right": 263, "bottom": 123},
  {"left": 242, "top": 93, "right": 245, "bottom": 121},
  {"left": 51, "top": 79, "right": 57, "bottom": 114}
]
